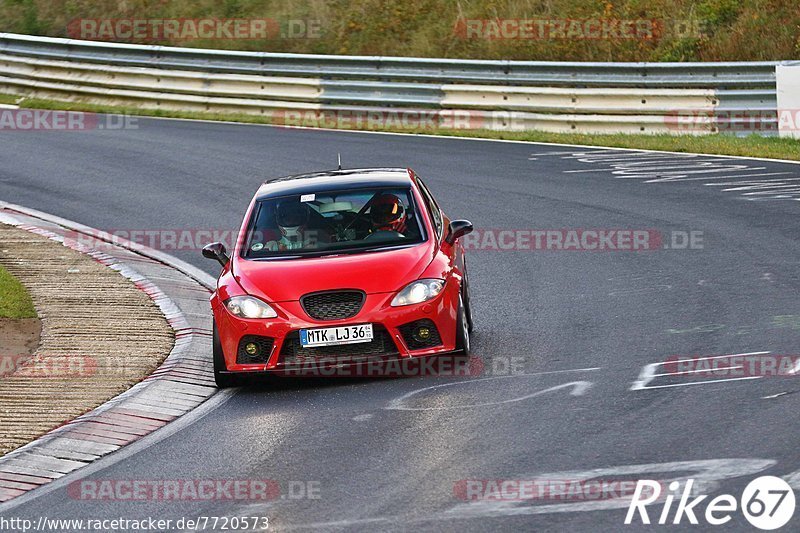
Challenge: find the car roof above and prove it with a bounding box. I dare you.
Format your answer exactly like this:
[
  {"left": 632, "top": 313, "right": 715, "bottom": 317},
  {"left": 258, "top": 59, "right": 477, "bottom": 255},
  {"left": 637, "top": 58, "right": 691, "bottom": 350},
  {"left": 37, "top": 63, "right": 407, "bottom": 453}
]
[{"left": 255, "top": 168, "right": 414, "bottom": 200}]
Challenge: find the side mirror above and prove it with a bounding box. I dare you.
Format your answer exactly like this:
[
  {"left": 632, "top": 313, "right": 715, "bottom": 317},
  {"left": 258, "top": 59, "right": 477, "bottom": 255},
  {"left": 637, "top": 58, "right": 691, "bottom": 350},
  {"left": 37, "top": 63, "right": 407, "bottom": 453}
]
[
  {"left": 202, "top": 242, "right": 230, "bottom": 268},
  {"left": 445, "top": 219, "right": 474, "bottom": 245}
]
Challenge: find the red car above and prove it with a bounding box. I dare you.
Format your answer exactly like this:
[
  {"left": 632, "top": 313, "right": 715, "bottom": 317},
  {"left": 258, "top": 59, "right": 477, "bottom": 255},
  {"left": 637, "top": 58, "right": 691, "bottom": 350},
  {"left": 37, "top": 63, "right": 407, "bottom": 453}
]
[{"left": 203, "top": 168, "right": 474, "bottom": 387}]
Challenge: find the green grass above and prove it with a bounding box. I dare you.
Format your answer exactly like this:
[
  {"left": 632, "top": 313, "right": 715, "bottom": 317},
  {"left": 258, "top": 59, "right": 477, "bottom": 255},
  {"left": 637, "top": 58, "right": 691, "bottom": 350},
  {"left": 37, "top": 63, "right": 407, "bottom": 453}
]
[
  {"left": 15, "top": 95, "right": 800, "bottom": 162},
  {"left": 0, "top": 0, "right": 797, "bottom": 61},
  {"left": 0, "top": 94, "right": 19, "bottom": 105},
  {"left": 0, "top": 264, "right": 36, "bottom": 319}
]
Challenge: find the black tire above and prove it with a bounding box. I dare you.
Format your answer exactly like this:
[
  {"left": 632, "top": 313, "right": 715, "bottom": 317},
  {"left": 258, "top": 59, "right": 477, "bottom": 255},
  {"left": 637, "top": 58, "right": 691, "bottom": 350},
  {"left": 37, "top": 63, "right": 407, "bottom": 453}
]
[
  {"left": 455, "top": 295, "right": 471, "bottom": 356},
  {"left": 462, "top": 267, "right": 474, "bottom": 333},
  {"left": 213, "top": 320, "right": 239, "bottom": 388}
]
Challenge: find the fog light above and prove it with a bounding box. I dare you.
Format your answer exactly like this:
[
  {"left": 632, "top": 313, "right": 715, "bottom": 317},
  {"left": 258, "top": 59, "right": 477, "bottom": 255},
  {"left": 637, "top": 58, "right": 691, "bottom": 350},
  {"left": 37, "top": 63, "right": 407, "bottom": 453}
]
[
  {"left": 244, "top": 342, "right": 260, "bottom": 357},
  {"left": 413, "top": 326, "right": 432, "bottom": 343}
]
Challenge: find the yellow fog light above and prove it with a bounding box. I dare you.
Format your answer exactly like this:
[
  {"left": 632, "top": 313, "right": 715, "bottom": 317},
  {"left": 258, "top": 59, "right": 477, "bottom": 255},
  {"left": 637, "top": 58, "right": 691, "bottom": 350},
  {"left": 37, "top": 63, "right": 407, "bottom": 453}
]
[
  {"left": 413, "top": 326, "right": 432, "bottom": 342},
  {"left": 245, "top": 342, "right": 260, "bottom": 357}
]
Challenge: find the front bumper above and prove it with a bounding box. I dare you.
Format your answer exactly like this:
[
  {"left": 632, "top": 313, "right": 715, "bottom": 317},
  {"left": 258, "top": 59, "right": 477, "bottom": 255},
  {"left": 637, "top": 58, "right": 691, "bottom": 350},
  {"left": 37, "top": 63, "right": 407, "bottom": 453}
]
[{"left": 212, "top": 277, "right": 461, "bottom": 375}]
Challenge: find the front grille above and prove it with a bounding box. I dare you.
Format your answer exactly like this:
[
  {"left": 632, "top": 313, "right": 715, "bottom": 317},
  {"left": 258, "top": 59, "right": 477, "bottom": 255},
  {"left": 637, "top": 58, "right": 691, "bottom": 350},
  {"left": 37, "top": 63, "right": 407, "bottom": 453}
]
[
  {"left": 399, "top": 319, "right": 443, "bottom": 350},
  {"left": 236, "top": 336, "right": 275, "bottom": 364},
  {"left": 301, "top": 290, "right": 365, "bottom": 321},
  {"left": 279, "top": 325, "right": 398, "bottom": 364}
]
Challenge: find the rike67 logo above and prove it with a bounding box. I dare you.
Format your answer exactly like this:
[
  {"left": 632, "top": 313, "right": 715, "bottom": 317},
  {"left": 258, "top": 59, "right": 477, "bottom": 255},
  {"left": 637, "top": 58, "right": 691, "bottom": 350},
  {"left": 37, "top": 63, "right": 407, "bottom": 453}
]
[{"left": 625, "top": 476, "right": 795, "bottom": 530}]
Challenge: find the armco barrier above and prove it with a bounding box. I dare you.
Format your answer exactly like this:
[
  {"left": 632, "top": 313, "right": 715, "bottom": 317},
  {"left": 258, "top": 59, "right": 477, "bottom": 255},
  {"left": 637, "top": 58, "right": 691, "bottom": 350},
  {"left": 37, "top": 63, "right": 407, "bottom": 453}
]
[{"left": 0, "top": 32, "right": 796, "bottom": 135}]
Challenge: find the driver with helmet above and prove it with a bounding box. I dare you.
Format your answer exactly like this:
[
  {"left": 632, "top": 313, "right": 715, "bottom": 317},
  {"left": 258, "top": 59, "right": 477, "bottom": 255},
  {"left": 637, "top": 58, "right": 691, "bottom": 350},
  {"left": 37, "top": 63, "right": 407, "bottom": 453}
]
[
  {"left": 369, "top": 193, "right": 407, "bottom": 235},
  {"left": 264, "top": 200, "right": 318, "bottom": 251}
]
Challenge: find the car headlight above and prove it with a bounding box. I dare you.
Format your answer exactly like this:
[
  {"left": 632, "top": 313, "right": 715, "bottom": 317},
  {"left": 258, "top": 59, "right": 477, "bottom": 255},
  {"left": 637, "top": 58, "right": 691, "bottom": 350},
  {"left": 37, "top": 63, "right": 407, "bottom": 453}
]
[
  {"left": 391, "top": 279, "right": 445, "bottom": 307},
  {"left": 225, "top": 296, "right": 278, "bottom": 319}
]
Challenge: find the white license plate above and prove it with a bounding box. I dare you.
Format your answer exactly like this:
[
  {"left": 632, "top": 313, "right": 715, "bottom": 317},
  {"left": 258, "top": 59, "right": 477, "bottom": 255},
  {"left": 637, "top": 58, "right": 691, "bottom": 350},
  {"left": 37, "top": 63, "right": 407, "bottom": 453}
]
[{"left": 300, "top": 324, "right": 373, "bottom": 347}]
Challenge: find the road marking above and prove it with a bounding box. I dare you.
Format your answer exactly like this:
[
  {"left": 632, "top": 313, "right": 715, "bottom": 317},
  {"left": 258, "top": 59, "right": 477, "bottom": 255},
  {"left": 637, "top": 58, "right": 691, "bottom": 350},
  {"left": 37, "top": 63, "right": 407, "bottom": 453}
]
[
  {"left": 282, "top": 458, "right": 776, "bottom": 527},
  {"left": 668, "top": 351, "right": 769, "bottom": 364},
  {"left": 786, "top": 467, "right": 800, "bottom": 490},
  {"left": 563, "top": 159, "right": 728, "bottom": 173},
  {"left": 352, "top": 414, "right": 373, "bottom": 422},
  {"left": 652, "top": 365, "right": 743, "bottom": 377},
  {"left": 633, "top": 376, "right": 763, "bottom": 390},
  {"left": 442, "top": 458, "right": 775, "bottom": 519},
  {"left": 762, "top": 392, "right": 789, "bottom": 399},
  {"left": 386, "top": 371, "right": 596, "bottom": 411},
  {"left": 706, "top": 174, "right": 797, "bottom": 190},
  {"left": 631, "top": 352, "right": 769, "bottom": 391},
  {"left": 543, "top": 148, "right": 800, "bottom": 200}
]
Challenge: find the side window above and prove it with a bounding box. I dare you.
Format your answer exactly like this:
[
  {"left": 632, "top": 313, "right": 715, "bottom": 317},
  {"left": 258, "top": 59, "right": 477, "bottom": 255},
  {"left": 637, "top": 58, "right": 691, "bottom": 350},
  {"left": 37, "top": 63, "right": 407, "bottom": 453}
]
[{"left": 417, "top": 178, "right": 443, "bottom": 240}]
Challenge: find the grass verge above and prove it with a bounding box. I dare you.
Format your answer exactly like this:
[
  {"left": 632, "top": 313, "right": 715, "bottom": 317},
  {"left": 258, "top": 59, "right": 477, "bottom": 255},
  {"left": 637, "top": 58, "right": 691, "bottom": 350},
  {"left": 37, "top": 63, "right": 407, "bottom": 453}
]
[
  {"left": 1, "top": 0, "right": 798, "bottom": 62},
  {"left": 0, "top": 94, "right": 19, "bottom": 105},
  {"left": 9, "top": 94, "right": 800, "bottom": 162},
  {"left": 0, "top": 264, "right": 37, "bottom": 319}
]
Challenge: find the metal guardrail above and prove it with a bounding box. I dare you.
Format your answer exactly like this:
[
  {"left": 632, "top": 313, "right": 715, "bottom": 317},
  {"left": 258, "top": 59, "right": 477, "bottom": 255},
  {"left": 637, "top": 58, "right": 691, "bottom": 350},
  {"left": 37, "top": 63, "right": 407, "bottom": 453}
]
[{"left": 0, "top": 32, "right": 794, "bottom": 135}]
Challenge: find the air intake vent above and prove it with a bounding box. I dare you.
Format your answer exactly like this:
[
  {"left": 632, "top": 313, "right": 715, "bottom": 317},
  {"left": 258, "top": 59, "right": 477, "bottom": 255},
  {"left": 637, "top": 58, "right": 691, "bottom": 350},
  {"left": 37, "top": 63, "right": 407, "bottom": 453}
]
[{"left": 301, "top": 290, "right": 365, "bottom": 321}]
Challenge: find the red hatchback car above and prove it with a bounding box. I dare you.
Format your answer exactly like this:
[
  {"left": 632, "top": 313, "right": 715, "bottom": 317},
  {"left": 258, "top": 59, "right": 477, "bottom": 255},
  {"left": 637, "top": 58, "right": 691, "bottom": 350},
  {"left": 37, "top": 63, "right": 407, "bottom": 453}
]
[{"left": 203, "top": 168, "right": 474, "bottom": 387}]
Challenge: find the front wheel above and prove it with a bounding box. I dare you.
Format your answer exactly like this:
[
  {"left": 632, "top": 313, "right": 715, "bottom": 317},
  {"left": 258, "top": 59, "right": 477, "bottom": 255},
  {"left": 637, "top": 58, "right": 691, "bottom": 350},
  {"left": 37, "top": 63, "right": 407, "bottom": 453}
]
[
  {"left": 455, "top": 295, "right": 471, "bottom": 356},
  {"left": 213, "top": 320, "right": 239, "bottom": 388}
]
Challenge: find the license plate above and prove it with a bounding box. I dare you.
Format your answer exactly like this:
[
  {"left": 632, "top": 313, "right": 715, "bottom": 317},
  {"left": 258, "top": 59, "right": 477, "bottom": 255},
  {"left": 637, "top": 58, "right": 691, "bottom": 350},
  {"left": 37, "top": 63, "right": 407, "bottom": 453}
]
[{"left": 300, "top": 324, "right": 373, "bottom": 347}]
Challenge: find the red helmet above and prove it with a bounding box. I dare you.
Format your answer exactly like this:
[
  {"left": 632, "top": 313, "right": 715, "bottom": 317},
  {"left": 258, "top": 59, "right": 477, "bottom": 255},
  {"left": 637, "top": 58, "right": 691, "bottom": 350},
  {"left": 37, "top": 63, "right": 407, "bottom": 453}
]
[{"left": 370, "top": 194, "right": 407, "bottom": 233}]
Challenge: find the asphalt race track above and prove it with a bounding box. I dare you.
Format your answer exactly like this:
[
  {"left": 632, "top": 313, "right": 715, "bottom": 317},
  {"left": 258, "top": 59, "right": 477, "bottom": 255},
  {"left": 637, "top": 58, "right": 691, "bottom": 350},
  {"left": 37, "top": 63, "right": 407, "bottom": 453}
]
[{"left": 1, "top": 117, "right": 800, "bottom": 531}]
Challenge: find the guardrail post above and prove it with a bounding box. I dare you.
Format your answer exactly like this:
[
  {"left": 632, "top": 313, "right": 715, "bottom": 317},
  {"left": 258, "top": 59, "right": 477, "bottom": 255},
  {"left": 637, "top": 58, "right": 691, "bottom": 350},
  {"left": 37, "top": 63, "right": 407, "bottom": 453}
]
[{"left": 776, "top": 65, "right": 800, "bottom": 139}]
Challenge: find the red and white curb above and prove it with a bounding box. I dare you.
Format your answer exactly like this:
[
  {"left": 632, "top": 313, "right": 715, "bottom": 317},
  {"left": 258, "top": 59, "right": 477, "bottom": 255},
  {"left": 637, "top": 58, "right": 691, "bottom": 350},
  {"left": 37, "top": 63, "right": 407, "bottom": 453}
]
[{"left": 0, "top": 202, "right": 217, "bottom": 502}]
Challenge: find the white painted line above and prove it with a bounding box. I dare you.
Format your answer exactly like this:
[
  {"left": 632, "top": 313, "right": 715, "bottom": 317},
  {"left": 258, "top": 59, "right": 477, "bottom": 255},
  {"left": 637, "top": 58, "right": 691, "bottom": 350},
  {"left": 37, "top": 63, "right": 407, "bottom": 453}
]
[
  {"left": 282, "top": 458, "right": 779, "bottom": 527},
  {"left": 634, "top": 376, "right": 763, "bottom": 390},
  {"left": 563, "top": 160, "right": 728, "bottom": 172},
  {"left": 386, "top": 377, "right": 594, "bottom": 411},
  {"left": 743, "top": 188, "right": 800, "bottom": 196},
  {"left": 441, "top": 458, "right": 776, "bottom": 520},
  {"left": 706, "top": 173, "right": 796, "bottom": 186},
  {"left": 631, "top": 352, "right": 770, "bottom": 390},
  {"left": 630, "top": 362, "right": 659, "bottom": 390},
  {"left": 566, "top": 151, "right": 697, "bottom": 158},
  {"left": 651, "top": 365, "right": 743, "bottom": 377},
  {"left": 668, "top": 351, "right": 769, "bottom": 364}
]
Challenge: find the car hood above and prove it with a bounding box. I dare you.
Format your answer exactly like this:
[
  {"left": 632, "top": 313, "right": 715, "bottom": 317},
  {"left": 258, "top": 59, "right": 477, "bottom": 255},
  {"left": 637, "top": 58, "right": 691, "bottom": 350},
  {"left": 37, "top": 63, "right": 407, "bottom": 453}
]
[{"left": 233, "top": 243, "right": 436, "bottom": 302}]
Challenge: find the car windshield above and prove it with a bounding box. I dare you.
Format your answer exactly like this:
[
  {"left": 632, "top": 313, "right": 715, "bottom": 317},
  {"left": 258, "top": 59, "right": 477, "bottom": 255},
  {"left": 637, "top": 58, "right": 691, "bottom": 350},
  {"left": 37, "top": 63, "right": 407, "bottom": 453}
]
[{"left": 243, "top": 187, "right": 426, "bottom": 258}]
